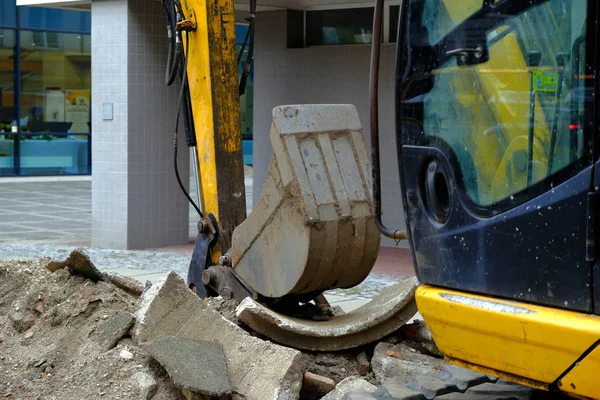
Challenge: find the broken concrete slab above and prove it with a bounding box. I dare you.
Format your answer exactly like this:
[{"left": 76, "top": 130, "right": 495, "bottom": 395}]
[
  {"left": 406, "top": 375, "right": 457, "bottom": 400},
  {"left": 95, "top": 312, "right": 135, "bottom": 351},
  {"left": 371, "top": 343, "right": 447, "bottom": 385},
  {"left": 437, "top": 366, "right": 489, "bottom": 392},
  {"left": 104, "top": 272, "right": 145, "bottom": 297},
  {"left": 46, "top": 250, "right": 105, "bottom": 282},
  {"left": 131, "top": 372, "right": 157, "bottom": 400},
  {"left": 321, "top": 377, "right": 377, "bottom": 400},
  {"left": 142, "top": 337, "right": 231, "bottom": 399},
  {"left": 133, "top": 271, "right": 305, "bottom": 400},
  {"left": 236, "top": 278, "right": 419, "bottom": 351}
]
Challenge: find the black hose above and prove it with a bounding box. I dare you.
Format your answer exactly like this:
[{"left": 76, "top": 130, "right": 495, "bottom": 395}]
[
  {"left": 173, "top": 33, "right": 204, "bottom": 218},
  {"left": 237, "top": 26, "right": 251, "bottom": 66},
  {"left": 239, "top": 0, "right": 256, "bottom": 96},
  {"left": 369, "top": 0, "right": 406, "bottom": 241},
  {"left": 162, "top": 0, "right": 181, "bottom": 86}
]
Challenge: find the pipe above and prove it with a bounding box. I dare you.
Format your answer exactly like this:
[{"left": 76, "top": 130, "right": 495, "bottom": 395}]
[{"left": 369, "top": 0, "right": 407, "bottom": 242}]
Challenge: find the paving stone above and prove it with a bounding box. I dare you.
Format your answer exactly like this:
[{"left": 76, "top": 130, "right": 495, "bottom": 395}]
[
  {"left": 133, "top": 271, "right": 304, "bottom": 400},
  {"left": 371, "top": 342, "right": 447, "bottom": 385},
  {"left": 322, "top": 377, "right": 378, "bottom": 400},
  {"left": 438, "top": 365, "right": 490, "bottom": 391},
  {"left": 95, "top": 312, "right": 135, "bottom": 351},
  {"left": 406, "top": 375, "right": 457, "bottom": 400},
  {"left": 467, "top": 382, "right": 533, "bottom": 399},
  {"left": 374, "top": 380, "right": 426, "bottom": 400},
  {"left": 142, "top": 337, "right": 231, "bottom": 399}
]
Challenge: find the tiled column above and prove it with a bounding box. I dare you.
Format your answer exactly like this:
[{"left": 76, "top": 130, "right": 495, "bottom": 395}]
[{"left": 91, "top": 0, "right": 189, "bottom": 249}]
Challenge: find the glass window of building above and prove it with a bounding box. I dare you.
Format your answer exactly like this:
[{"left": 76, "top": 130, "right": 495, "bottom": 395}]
[
  {"left": 0, "top": 2, "right": 92, "bottom": 177},
  {"left": 0, "top": 28, "right": 16, "bottom": 175},
  {"left": 18, "top": 30, "right": 91, "bottom": 175},
  {"left": 306, "top": 8, "right": 375, "bottom": 46}
]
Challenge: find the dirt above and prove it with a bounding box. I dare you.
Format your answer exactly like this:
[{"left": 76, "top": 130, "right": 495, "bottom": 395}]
[
  {"left": 0, "top": 256, "right": 434, "bottom": 400},
  {"left": 303, "top": 351, "right": 377, "bottom": 385},
  {"left": 0, "top": 258, "right": 184, "bottom": 400}
]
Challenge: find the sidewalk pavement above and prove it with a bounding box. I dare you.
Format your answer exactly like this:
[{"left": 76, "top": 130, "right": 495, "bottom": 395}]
[{"left": 0, "top": 176, "right": 415, "bottom": 312}]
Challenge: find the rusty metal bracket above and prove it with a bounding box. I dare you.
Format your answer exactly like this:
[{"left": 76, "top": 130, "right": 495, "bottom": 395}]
[{"left": 176, "top": 9, "right": 197, "bottom": 32}]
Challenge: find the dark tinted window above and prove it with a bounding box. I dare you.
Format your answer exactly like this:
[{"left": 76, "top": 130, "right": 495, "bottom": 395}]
[{"left": 306, "top": 8, "right": 374, "bottom": 46}]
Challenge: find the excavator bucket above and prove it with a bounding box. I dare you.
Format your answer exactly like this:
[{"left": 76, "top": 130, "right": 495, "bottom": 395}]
[{"left": 231, "top": 104, "right": 382, "bottom": 299}]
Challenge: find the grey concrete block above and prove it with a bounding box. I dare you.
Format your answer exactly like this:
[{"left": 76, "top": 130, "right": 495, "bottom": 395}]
[
  {"left": 406, "top": 376, "right": 457, "bottom": 400},
  {"left": 142, "top": 337, "right": 230, "bottom": 399},
  {"left": 371, "top": 343, "right": 447, "bottom": 385},
  {"left": 322, "top": 377, "right": 377, "bottom": 400},
  {"left": 96, "top": 312, "right": 135, "bottom": 351},
  {"left": 374, "top": 380, "right": 426, "bottom": 400},
  {"left": 438, "top": 365, "right": 490, "bottom": 391},
  {"left": 133, "top": 271, "right": 304, "bottom": 400}
]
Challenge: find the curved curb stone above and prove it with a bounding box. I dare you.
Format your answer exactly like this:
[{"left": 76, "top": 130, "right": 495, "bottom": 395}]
[{"left": 236, "top": 278, "right": 418, "bottom": 351}]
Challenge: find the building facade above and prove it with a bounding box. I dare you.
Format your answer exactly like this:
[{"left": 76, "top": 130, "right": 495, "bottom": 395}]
[
  {"left": 0, "top": 0, "right": 92, "bottom": 176},
  {"left": 14, "top": 0, "right": 406, "bottom": 249}
]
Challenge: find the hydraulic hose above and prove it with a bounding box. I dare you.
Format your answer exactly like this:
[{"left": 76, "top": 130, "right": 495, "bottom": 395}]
[
  {"left": 239, "top": 0, "right": 256, "bottom": 96},
  {"left": 369, "top": 0, "right": 407, "bottom": 242},
  {"left": 161, "top": 0, "right": 182, "bottom": 86}
]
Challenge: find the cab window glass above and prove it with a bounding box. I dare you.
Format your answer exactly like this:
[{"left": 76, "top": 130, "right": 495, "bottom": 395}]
[{"left": 405, "top": 0, "right": 592, "bottom": 208}]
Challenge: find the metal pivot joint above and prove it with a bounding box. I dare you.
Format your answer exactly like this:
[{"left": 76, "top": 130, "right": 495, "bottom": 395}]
[{"left": 187, "top": 214, "right": 218, "bottom": 298}]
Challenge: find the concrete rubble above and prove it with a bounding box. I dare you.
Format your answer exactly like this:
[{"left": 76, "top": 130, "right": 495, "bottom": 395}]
[
  {"left": 321, "top": 377, "right": 377, "bottom": 400},
  {"left": 133, "top": 271, "right": 305, "bottom": 400},
  {"left": 141, "top": 337, "right": 232, "bottom": 399},
  {"left": 371, "top": 342, "right": 448, "bottom": 385},
  {"left": 0, "top": 251, "right": 550, "bottom": 400},
  {"left": 103, "top": 272, "right": 146, "bottom": 297},
  {"left": 95, "top": 312, "right": 135, "bottom": 351},
  {"left": 45, "top": 249, "right": 105, "bottom": 282},
  {"left": 131, "top": 371, "right": 158, "bottom": 399}
]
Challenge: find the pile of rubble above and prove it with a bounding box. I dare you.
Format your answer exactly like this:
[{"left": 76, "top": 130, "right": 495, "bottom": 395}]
[{"left": 0, "top": 250, "right": 537, "bottom": 400}]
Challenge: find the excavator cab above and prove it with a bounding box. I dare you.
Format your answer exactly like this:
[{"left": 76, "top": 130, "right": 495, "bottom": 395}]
[{"left": 396, "top": 0, "right": 600, "bottom": 396}]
